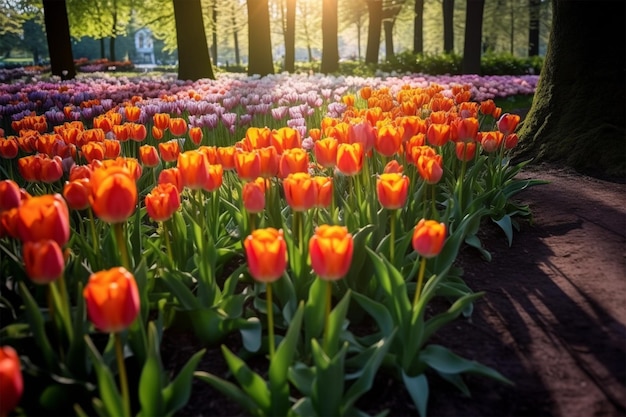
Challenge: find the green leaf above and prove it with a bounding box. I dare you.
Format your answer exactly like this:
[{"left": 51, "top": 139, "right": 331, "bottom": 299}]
[
  {"left": 138, "top": 346, "right": 163, "bottom": 417},
  {"left": 238, "top": 317, "right": 262, "bottom": 353},
  {"left": 420, "top": 344, "right": 513, "bottom": 385},
  {"left": 311, "top": 339, "right": 348, "bottom": 417},
  {"left": 351, "top": 292, "right": 394, "bottom": 338},
  {"left": 464, "top": 234, "right": 492, "bottom": 262},
  {"left": 325, "top": 290, "right": 351, "bottom": 358},
  {"left": 304, "top": 278, "right": 327, "bottom": 344},
  {"left": 269, "top": 302, "right": 304, "bottom": 416},
  {"left": 162, "top": 348, "right": 206, "bottom": 416},
  {"left": 18, "top": 282, "right": 58, "bottom": 372},
  {"left": 221, "top": 345, "right": 271, "bottom": 413},
  {"left": 288, "top": 362, "right": 315, "bottom": 397},
  {"left": 492, "top": 214, "right": 513, "bottom": 247},
  {"left": 194, "top": 371, "right": 264, "bottom": 417},
  {"left": 85, "top": 335, "right": 126, "bottom": 417},
  {"left": 402, "top": 371, "right": 429, "bottom": 417},
  {"left": 161, "top": 270, "right": 200, "bottom": 310},
  {"left": 422, "top": 292, "right": 484, "bottom": 342}
]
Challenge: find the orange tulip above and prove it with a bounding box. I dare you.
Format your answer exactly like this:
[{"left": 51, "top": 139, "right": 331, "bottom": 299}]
[
  {"left": 151, "top": 126, "right": 164, "bottom": 141},
  {"left": 278, "top": 148, "right": 309, "bottom": 178},
  {"left": 336, "top": 143, "right": 364, "bottom": 176},
  {"left": 217, "top": 146, "right": 237, "bottom": 170},
  {"left": 169, "top": 117, "right": 188, "bottom": 136},
  {"left": 244, "top": 228, "right": 287, "bottom": 283},
  {"left": 271, "top": 127, "right": 301, "bottom": 154},
  {"left": 189, "top": 126, "right": 203, "bottom": 146},
  {"left": 78, "top": 128, "right": 106, "bottom": 146},
  {"left": 451, "top": 117, "right": 479, "bottom": 142},
  {"left": 124, "top": 106, "right": 141, "bottom": 122},
  {"left": 455, "top": 141, "right": 477, "bottom": 162},
  {"left": 243, "top": 126, "right": 272, "bottom": 150},
  {"left": 145, "top": 183, "right": 180, "bottom": 222},
  {"left": 139, "top": 145, "right": 160, "bottom": 167},
  {"left": 69, "top": 164, "right": 93, "bottom": 181},
  {"left": 0, "top": 137, "right": 18, "bottom": 159},
  {"left": 89, "top": 165, "right": 137, "bottom": 223},
  {"left": 375, "top": 123, "right": 404, "bottom": 157},
  {"left": 504, "top": 133, "right": 519, "bottom": 150},
  {"left": 0, "top": 345, "right": 23, "bottom": 417},
  {"left": 158, "top": 167, "right": 184, "bottom": 193},
  {"left": 81, "top": 142, "right": 106, "bottom": 163},
  {"left": 283, "top": 172, "right": 316, "bottom": 212},
  {"left": 83, "top": 267, "right": 140, "bottom": 333},
  {"left": 308, "top": 225, "right": 354, "bottom": 280},
  {"left": 153, "top": 113, "right": 171, "bottom": 130},
  {"left": 234, "top": 150, "right": 262, "bottom": 182},
  {"left": 63, "top": 178, "right": 91, "bottom": 210},
  {"left": 128, "top": 123, "right": 147, "bottom": 142},
  {"left": 16, "top": 194, "right": 70, "bottom": 246},
  {"left": 478, "top": 131, "right": 504, "bottom": 153},
  {"left": 497, "top": 113, "right": 521, "bottom": 135},
  {"left": 0, "top": 180, "right": 21, "bottom": 212},
  {"left": 412, "top": 219, "right": 446, "bottom": 258},
  {"left": 377, "top": 173, "right": 409, "bottom": 210},
  {"left": 417, "top": 152, "right": 443, "bottom": 185},
  {"left": 256, "top": 146, "right": 279, "bottom": 178},
  {"left": 383, "top": 160, "right": 403, "bottom": 174},
  {"left": 426, "top": 123, "right": 450, "bottom": 147},
  {"left": 314, "top": 138, "right": 338, "bottom": 169},
  {"left": 479, "top": 99, "right": 498, "bottom": 118},
  {"left": 103, "top": 139, "right": 121, "bottom": 159},
  {"left": 112, "top": 124, "right": 130, "bottom": 142},
  {"left": 404, "top": 133, "right": 426, "bottom": 165},
  {"left": 177, "top": 150, "right": 209, "bottom": 190},
  {"left": 22, "top": 239, "right": 65, "bottom": 284},
  {"left": 204, "top": 164, "right": 223, "bottom": 193},
  {"left": 242, "top": 179, "right": 266, "bottom": 214},
  {"left": 159, "top": 140, "right": 181, "bottom": 163},
  {"left": 312, "top": 176, "right": 333, "bottom": 209},
  {"left": 198, "top": 145, "right": 219, "bottom": 165}
]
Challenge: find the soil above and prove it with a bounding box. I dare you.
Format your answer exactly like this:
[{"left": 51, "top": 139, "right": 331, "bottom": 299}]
[{"left": 162, "top": 163, "right": 626, "bottom": 417}]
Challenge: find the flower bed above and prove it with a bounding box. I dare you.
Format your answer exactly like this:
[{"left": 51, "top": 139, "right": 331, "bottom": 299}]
[{"left": 0, "top": 73, "right": 543, "bottom": 417}]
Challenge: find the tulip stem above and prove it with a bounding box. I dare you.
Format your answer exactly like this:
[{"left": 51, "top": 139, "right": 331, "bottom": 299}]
[
  {"left": 458, "top": 156, "right": 468, "bottom": 212},
  {"left": 88, "top": 208, "right": 99, "bottom": 258},
  {"left": 113, "top": 222, "right": 131, "bottom": 271},
  {"left": 266, "top": 283, "right": 275, "bottom": 360},
  {"left": 114, "top": 332, "right": 131, "bottom": 417},
  {"left": 413, "top": 257, "right": 427, "bottom": 308},
  {"left": 431, "top": 185, "right": 437, "bottom": 219},
  {"left": 161, "top": 220, "right": 174, "bottom": 268},
  {"left": 323, "top": 279, "right": 332, "bottom": 354},
  {"left": 389, "top": 210, "right": 396, "bottom": 265}
]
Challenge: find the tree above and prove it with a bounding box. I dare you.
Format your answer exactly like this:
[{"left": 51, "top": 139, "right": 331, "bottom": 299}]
[
  {"left": 341, "top": 0, "right": 368, "bottom": 60},
  {"left": 527, "top": 0, "right": 541, "bottom": 56},
  {"left": 284, "top": 0, "right": 296, "bottom": 72},
  {"left": 517, "top": 0, "right": 625, "bottom": 178},
  {"left": 173, "top": 0, "right": 215, "bottom": 80},
  {"left": 461, "top": 0, "right": 484, "bottom": 74},
  {"left": 22, "top": 17, "right": 48, "bottom": 64},
  {"left": 364, "top": 0, "right": 382, "bottom": 64},
  {"left": 320, "top": 0, "right": 339, "bottom": 73},
  {"left": 42, "top": 0, "right": 76, "bottom": 79},
  {"left": 413, "top": 0, "right": 425, "bottom": 54},
  {"left": 246, "top": 0, "right": 274, "bottom": 76},
  {"left": 382, "top": 0, "right": 406, "bottom": 61},
  {"left": 442, "top": 0, "right": 454, "bottom": 53}
]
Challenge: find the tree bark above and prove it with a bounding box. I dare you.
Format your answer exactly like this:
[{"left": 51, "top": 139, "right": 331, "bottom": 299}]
[
  {"left": 527, "top": 0, "right": 540, "bottom": 56},
  {"left": 517, "top": 0, "right": 625, "bottom": 178},
  {"left": 284, "top": 0, "right": 296, "bottom": 72},
  {"left": 365, "top": 0, "right": 382, "bottom": 64},
  {"left": 42, "top": 0, "right": 76, "bottom": 80},
  {"left": 247, "top": 0, "right": 274, "bottom": 76},
  {"left": 321, "top": 0, "right": 339, "bottom": 73},
  {"left": 383, "top": 19, "right": 394, "bottom": 61},
  {"left": 413, "top": 0, "right": 424, "bottom": 54},
  {"left": 462, "top": 0, "right": 484, "bottom": 74},
  {"left": 211, "top": 0, "right": 218, "bottom": 65},
  {"left": 173, "top": 0, "right": 215, "bottom": 80},
  {"left": 442, "top": 0, "right": 454, "bottom": 53}
]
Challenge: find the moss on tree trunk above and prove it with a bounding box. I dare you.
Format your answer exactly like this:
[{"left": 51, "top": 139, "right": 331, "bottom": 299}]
[{"left": 516, "top": 0, "right": 625, "bottom": 179}]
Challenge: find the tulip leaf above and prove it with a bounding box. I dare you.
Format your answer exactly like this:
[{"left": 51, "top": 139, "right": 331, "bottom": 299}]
[
  {"left": 291, "top": 397, "right": 317, "bottom": 417},
  {"left": 138, "top": 345, "right": 163, "bottom": 417},
  {"left": 310, "top": 339, "right": 348, "bottom": 417},
  {"left": 419, "top": 344, "right": 513, "bottom": 385},
  {"left": 464, "top": 234, "right": 492, "bottom": 262},
  {"left": 351, "top": 292, "right": 394, "bottom": 339},
  {"left": 18, "top": 282, "right": 58, "bottom": 372},
  {"left": 402, "top": 371, "right": 429, "bottom": 417},
  {"left": 194, "top": 371, "right": 263, "bottom": 417},
  {"left": 288, "top": 362, "right": 315, "bottom": 397},
  {"left": 492, "top": 214, "right": 513, "bottom": 247},
  {"left": 342, "top": 330, "right": 396, "bottom": 413},
  {"left": 162, "top": 348, "right": 206, "bottom": 416},
  {"left": 269, "top": 302, "right": 304, "bottom": 416},
  {"left": 422, "top": 292, "right": 484, "bottom": 342},
  {"left": 221, "top": 345, "right": 271, "bottom": 412},
  {"left": 326, "top": 290, "right": 351, "bottom": 358},
  {"left": 304, "top": 278, "right": 326, "bottom": 344},
  {"left": 85, "top": 335, "right": 126, "bottom": 417},
  {"left": 161, "top": 270, "right": 200, "bottom": 310},
  {"left": 238, "top": 317, "right": 262, "bottom": 353}
]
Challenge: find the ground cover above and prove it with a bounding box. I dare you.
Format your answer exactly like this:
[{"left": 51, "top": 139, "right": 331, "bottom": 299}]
[{"left": 3, "top": 72, "right": 620, "bottom": 417}]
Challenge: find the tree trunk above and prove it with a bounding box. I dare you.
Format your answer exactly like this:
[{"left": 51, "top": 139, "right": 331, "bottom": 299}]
[
  {"left": 247, "top": 0, "right": 274, "bottom": 76},
  {"left": 173, "top": 0, "right": 215, "bottom": 80},
  {"left": 284, "top": 0, "right": 296, "bottom": 72},
  {"left": 110, "top": 7, "right": 117, "bottom": 61},
  {"left": 383, "top": 19, "right": 394, "bottom": 61},
  {"left": 516, "top": 0, "right": 625, "bottom": 178},
  {"left": 321, "top": 0, "right": 339, "bottom": 73},
  {"left": 231, "top": 2, "right": 241, "bottom": 66},
  {"left": 442, "top": 0, "right": 454, "bottom": 53},
  {"left": 462, "top": 0, "right": 484, "bottom": 74},
  {"left": 110, "top": 36, "right": 116, "bottom": 62},
  {"left": 211, "top": 0, "right": 218, "bottom": 65},
  {"left": 527, "top": 0, "right": 540, "bottom": 56},
  {"left": 365, "top": 0, "right": 382, "bottom": 65},
  {"left": 413, "top": 0, "right": 424, "bottom": 54},
  {"left": 42, "top": 0, "right": 76, "bottom": 80},
  {"left": 100, "top": 38, "right": 106, "bottom": 59}
]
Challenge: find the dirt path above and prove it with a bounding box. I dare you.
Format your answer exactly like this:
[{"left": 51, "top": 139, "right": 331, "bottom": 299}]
[{"left": 425, "top": 165, "right": 626, "bottom": 417}]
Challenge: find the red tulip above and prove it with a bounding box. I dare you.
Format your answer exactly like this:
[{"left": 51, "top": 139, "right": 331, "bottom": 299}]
[
  {"left": 89, "top": 165, "right": 137, "bottom": 224},
  {"left": 16, "top": 194, "right": 70, "bottom": 246},
  {"left": 242, "top": 178, "right": 266, "bottom": 214},
  {"left": 377, "top": 173, "right": 409, "bottom": 210},
  {"left": 22, "top": 239, "right": 65, "bottom": 284},
  {"left": 0, "top": 345, "right": 23, "bottom": 417},
  {"left": 244, "top": 228, "right": 287, "bottom": 283},
  {"left": 309, "top": 225, "right": 354, "bottom": 280},
  {"left": 412, "top": 219, "right": 446, "bottom": 258},
  {"left": 145, "top": 183, "right": 181, "bottom": 222}
]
